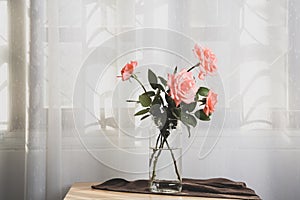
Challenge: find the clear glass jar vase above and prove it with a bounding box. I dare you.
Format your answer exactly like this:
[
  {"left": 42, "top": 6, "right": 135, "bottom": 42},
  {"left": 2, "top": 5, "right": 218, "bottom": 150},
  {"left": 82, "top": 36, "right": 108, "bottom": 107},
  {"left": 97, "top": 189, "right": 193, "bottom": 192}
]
[{"left": 149, "top": 123, "right": 182, "bottom": 193}]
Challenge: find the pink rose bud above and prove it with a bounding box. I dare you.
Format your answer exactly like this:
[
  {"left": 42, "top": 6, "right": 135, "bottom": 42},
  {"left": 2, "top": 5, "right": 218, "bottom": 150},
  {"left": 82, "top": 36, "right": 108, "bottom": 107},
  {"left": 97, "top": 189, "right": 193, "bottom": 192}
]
[{"left": 119, "top": 61, "right": 138, "bottom": 81}]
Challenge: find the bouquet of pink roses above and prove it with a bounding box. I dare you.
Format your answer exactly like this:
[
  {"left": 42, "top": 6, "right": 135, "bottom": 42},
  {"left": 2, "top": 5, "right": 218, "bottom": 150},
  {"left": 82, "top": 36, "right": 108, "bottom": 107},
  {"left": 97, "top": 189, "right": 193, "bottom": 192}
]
[{"left": 118, "top": 43, "right": 218, "bottom": 192}]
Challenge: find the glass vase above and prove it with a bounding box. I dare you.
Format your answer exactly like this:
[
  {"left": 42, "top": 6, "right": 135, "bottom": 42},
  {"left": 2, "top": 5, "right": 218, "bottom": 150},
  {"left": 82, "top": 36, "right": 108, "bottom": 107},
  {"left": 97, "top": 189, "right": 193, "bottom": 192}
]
[{"left": 149, "top": 124, "right": 182, "bottom": 193}]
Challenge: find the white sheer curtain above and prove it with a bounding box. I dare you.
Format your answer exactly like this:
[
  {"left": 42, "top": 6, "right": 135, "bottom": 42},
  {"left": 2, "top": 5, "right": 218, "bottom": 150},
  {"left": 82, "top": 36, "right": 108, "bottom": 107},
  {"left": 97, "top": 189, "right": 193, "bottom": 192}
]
[{"left": 0, "top": 0, "right": 299, "bottom": 200}]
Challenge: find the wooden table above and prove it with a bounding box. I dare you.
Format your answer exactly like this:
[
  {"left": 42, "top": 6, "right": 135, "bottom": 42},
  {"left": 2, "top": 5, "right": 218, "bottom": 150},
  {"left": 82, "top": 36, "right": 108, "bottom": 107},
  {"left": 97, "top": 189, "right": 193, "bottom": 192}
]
[{"left": 64, "top": 182, "right": 232, "bottom": 200}]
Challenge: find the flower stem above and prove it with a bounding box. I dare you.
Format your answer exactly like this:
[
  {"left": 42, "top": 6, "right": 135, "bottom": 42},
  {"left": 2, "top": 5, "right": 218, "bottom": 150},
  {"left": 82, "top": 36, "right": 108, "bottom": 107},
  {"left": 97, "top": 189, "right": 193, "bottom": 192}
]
[
  {"left": 132, "top": 74, "right": 147, "bottom": 93},
  {"left": 165, "top": 140, "right": 181, "bottom": 181},
  {"left": 149, "top": 133, "right": 181, "bottom": 184},
  {"left": 150, "top": 137, "right": 165, "bottom": 183},
  {"left": 187, "top": 62, "right": 200, "bottom": 72},
  {"left": 149, "top": 134, "right": 161, "bottom": 168}
]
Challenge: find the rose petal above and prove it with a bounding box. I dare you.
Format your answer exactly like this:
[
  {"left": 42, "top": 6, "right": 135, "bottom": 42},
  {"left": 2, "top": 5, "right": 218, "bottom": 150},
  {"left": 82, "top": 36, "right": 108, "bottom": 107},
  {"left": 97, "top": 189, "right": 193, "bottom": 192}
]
[{"left": 120, "top": 60, "right": 138, "bottom": 81}]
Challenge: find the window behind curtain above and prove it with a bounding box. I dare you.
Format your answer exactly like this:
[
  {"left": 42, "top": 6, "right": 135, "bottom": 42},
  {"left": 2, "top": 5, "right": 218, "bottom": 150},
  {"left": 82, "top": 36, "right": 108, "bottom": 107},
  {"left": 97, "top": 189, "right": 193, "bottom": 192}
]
[
  {"left": 41, "top": 0, "right": 292, "bottom": 133},
  {"left": 0, "top": 0, "right": 295, "bottom": 133}
]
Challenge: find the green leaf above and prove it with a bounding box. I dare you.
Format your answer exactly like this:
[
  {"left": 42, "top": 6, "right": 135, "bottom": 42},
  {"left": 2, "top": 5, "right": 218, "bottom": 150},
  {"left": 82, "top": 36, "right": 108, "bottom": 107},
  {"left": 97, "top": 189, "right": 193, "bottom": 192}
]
[
  {"left": 171, "top": 108, "right": 181, "bottom": 119},
  {"left": 181, "top": 113, "right": 197, "bottom": 127},
  {"left": 158, "top": 76, "right": 167, "bottom": 86},
  {"left": 197, "top": 87, "right": 210, "bottom": 97},
  {"left": 150, "top": 105, "right": 167, "bottom": 129},
  {"left": 152, "top": 98, "right": 161, "bottom": 105},
  {"left": 152, "top": 89, "right": 162, "bottom": 105},
  {"left": 134, "top": 108, "right": 150, "bottom": 116},
  {"left": 150, "top": 83, "right": 165, "bottom": 91},
  {"left": 149, "top": 104, "right": 161, "bottom": 116},
  {"left": 195, "top": 109, "right": 210, "bottom": 121},
  {"left": 194, "top": 95, "right": 199, "bottom": 102},
  {"left": 149, "top": 69, "right": 163, "bottom": 91},
  {"left": 181, "top": 102, "right": 197, "bottom": 112},
  {"left": 139, "top": 94, "right": 151, "bottom": 107},
  {"left": 165, "top": 93, "right": 176, "bottom": 108},
  {"left": 141, "top": 114, "right": 150, "bottom": 120},
  {"left": 148, "top": 69, "right": 158, "bottom": 85},
  {"left": 182, "top": 122, "right": 191, "bottom": 137},
  {"left": 143, "top": 91, "right": 155, "bottom": 97}
]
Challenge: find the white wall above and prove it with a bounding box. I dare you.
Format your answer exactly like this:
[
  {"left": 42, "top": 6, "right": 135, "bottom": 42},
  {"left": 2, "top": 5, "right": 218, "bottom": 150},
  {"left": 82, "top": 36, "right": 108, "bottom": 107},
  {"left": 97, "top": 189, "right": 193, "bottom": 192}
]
[{"left": 0, "top": 150, "right": 25, "bottom": 200}]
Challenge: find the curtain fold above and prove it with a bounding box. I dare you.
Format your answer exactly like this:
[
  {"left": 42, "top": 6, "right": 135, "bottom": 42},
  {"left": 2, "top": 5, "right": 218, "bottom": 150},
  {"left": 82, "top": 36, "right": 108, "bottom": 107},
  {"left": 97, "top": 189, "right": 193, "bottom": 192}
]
[
  {"left": 26, "top": 0, "right": 47, "bottom": 199},
  {"left": 46, "top": 0, "right": 62, "bottom": 199}
]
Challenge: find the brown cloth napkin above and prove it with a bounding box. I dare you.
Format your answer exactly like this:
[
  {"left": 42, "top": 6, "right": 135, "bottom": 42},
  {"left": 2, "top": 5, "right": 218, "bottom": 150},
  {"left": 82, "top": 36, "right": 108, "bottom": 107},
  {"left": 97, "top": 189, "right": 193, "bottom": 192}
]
[{"left": 92, "top": 178, "right": 261, "bottom": 200}]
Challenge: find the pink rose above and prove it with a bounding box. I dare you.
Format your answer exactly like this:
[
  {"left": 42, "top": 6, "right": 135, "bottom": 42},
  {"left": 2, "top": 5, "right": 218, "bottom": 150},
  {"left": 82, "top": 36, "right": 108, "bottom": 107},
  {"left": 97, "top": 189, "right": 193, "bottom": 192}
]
[
  {"left": 202, "top": 48, "right": 217, "bottom": 74},
  {"left": 203, "top": 90, "right": 218, "bottom": 116},
  {"left": 167, "top": 69, "right": 197, "bottom": 107},
  {"left": 119, "top": 61, "right": 137, "bottom": 81},
  {"left": 198, "top": 69, "right": 206, "bottom": 80},
  {"left": 193, "top": 44, "right": 217, "bottom": 79},
  {"left": 193, "top": 43, "right": 203, "bottom": 62}
]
